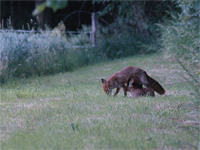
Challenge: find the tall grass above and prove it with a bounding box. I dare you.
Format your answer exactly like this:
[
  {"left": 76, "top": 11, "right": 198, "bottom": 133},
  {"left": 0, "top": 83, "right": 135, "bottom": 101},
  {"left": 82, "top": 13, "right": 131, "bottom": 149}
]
[{"left": 0, "top": 23, "right": 100, "bottom": 83}]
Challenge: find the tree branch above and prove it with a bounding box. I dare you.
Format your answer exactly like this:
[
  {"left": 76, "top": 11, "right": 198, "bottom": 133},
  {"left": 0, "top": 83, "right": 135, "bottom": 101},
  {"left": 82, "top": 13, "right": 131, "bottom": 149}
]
[{"left": 78, "top": 0, "right": 86, "bottom": 27}]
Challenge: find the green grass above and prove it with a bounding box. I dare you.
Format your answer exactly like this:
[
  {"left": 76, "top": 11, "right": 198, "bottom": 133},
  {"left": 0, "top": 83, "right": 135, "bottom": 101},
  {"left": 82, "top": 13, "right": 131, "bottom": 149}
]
[{"left": 1, "top": 54, "right": 199, "bottom": 149}]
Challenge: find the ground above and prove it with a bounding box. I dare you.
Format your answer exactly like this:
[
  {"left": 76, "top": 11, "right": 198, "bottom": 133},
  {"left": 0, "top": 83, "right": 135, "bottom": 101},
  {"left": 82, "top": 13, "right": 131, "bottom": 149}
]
[{"left": 1, "top": 54, "right": 199, "bottom": 149}]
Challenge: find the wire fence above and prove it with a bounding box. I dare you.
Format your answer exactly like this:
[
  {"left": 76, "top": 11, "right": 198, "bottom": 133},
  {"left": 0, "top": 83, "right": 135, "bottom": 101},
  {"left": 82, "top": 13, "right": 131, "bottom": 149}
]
[
  {"left": 0, "top": 29, "right": 91, "bottom": 34},
  {"left": 0, "top": 29, "right": 95, "bottom": 48}
]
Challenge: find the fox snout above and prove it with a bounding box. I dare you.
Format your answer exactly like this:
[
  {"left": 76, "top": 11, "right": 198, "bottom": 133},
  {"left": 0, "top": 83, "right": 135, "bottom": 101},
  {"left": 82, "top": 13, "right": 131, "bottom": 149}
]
[{"left": 101, "top": 78, "right": 111, "bottom": 95}]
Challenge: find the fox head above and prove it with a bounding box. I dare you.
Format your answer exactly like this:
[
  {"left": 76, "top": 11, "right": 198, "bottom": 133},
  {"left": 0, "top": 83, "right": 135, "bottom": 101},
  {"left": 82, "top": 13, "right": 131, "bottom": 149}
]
[{"left": 101, "top": 79, "right": 111, "bottom": 95}]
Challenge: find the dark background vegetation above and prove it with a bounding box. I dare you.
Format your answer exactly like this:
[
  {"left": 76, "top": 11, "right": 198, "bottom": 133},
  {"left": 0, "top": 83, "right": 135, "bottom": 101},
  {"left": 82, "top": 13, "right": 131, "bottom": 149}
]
[
  {"left": 1, "top": 1, "right": 176, "bottom": 30},
  {"left": 1, "top": 1, "right": 99, "bottom": 30}
]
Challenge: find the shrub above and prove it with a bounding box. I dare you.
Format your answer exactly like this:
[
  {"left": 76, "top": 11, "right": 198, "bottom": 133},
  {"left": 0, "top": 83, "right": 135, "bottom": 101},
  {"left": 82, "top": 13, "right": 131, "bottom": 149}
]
[
  {"left": 159, "top": 0, "right": 200, "bottom": 99},
  {"left": 97, "top": 24, "right": 149, "bottom": 60},
  {"left": 95, "top": 1, "right": 177, "bottom": 59},
  {"left": 160, "top": 0, "right": 199, "bottom": 63}
]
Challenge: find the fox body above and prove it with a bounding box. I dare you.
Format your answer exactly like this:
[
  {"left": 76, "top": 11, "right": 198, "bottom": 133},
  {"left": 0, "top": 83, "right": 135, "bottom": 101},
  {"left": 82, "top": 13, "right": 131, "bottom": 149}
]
[
  {"left": 101, "top": 66, "right": 165, "bottom": 96},
  {"left": 127, "top": 78, "right": 155, "bottom": 98}
]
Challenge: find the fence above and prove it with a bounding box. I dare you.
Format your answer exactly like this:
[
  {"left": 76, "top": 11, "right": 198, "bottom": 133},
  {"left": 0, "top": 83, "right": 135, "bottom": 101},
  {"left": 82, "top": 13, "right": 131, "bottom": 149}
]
[
  {"left": 0, "top": 13, "right": 97, "bottom": 47},
  {"left": 0, "top": 29, "right": 93, "bottom": 48}
]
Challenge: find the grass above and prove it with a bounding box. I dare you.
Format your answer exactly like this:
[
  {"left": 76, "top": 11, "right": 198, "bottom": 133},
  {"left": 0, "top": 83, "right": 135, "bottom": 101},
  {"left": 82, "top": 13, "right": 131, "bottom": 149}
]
[{"left": 0, "top": 54, "right": 199, "bottom": 149}]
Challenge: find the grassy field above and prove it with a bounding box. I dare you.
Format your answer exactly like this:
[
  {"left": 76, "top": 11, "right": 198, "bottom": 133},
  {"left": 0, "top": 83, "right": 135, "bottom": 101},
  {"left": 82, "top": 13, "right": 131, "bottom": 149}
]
[{"left": 1, "top": 54, "right": 199, "bottom": 149}]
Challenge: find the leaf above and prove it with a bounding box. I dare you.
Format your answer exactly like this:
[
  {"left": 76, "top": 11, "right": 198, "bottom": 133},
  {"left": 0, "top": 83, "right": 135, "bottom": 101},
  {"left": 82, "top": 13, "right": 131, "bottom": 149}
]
[
  {"left": 70, "top": 122, "right": 75, "bottom": 132},
  {"left": 197, "top": 71, "right": 200, "bottom": 76},
  {"left": 32, "top": 2, "right": 47, "bottom": 16},
  {"left": 46, "top": 0, "right": 68, "bottom": 12},
  {"left": 193, "top": 1, "right": 200, "bottom": 11},
  {"left": 32, "top": 0, "right": 68, "bottom": 16}
]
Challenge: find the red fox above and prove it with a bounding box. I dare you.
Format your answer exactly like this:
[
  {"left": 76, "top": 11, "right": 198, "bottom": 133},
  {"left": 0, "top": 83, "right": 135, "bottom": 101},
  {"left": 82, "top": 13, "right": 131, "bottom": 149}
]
[
  {"left": 127, "top": 77, "right": 155, "bottom": 98},
  {"left": 101, "top": 66, "right": 165, "bottom": 96}
]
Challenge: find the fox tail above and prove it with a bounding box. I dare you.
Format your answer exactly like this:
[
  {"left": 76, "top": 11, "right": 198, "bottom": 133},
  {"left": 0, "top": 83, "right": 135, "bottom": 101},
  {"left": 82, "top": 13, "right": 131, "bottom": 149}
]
[{"left": 147, "top": 75, "right": 165, "bottom": 95}]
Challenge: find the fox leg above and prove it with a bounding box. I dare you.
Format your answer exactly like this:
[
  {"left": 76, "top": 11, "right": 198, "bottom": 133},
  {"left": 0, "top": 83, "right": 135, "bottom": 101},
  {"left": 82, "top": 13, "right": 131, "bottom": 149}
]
[
  {"left": 122, "top": 85, "right": 127, "bottom": 97},
  {"left": 114, "top": 85, "right": 127, "bottom": 97},
  {"left": 147, "top": 90, "right": 155, "bottom": 97},
  {"left": 114, "top": 87, "right": 121, "bottom": 96},
  {"left": 127, "top": 78, "right": 131, "bottom": 88},
  {"left": 141, "top": 81, "right": 155, "bottom": 94},
  {"left": 140, "top": 76, "right": 155, "bottom": 94},
  {"left": 107, "top": 89, "right": 112, "bottom": 96}
]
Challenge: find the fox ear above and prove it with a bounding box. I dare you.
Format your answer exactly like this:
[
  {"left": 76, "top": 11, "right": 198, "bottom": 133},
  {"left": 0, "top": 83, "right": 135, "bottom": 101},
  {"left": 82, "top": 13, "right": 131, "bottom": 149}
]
[{"left": 101, "top": 79, "right": 107, "bottom": 84}]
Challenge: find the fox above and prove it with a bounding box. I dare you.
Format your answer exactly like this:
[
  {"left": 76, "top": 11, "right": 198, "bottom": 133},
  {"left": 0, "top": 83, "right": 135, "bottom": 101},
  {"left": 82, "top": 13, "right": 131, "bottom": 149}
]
[
  {"left": 101, "top": 66, "right": 165, "bottom": 96},
  {"left": 127, "top": 77, "right": 155, "bottom": 98}
]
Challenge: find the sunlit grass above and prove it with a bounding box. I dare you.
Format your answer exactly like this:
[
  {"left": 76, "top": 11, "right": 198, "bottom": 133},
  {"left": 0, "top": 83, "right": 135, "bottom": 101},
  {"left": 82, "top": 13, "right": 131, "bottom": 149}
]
[{"left": 0, "top": 54, "right": 199, "bottom": 149}]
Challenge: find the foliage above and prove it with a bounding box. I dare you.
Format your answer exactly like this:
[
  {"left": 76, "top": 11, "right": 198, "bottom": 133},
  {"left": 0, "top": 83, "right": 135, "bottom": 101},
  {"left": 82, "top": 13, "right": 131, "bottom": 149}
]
[
  {"left": 97, "top": 24, "right": 143, "bottom": 59},
  {"left": 161, "top": 0, "right": 199, "bottom": 60},
  {"left": 32, "top": 0, "right": 68, "bottom": 16},
  {"left": 94, "top": 1, "right": 177, "bottom": 59},
  {"left": 96, "top": 1, "right": 176, "bottom": 37},
  {"left": 0, "top": 23, "right": 99, "bottom": 84},
  {"left": 1, "top": 54, "right": 199, "bottom": 149},
  {"left": 159, "top": 0, "right": 200, "bottom": 98}
]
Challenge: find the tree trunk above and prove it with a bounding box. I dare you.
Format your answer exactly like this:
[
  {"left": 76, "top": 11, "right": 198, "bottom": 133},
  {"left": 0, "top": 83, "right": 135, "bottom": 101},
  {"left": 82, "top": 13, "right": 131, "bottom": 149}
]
[{"left": 11, "top": 0, "right": 14, "bottom": 27}]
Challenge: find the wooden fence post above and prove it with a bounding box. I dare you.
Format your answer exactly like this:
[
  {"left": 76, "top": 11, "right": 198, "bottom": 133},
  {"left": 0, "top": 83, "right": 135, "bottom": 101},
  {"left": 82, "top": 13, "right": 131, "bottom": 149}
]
[
  {"left": 11, "top": 0, "right": 14, "bottom": 27},
  {"left": 91, "top": 12, "right": 97, "bottom": 46},
  {"left": 0, "top": 1, "right": 1, "bottom": 28}
]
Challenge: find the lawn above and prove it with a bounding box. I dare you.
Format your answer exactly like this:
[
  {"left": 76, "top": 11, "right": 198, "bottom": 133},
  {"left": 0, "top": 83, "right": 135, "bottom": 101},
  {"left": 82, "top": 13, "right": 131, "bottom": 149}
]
[{"left": 0, "top": 54, "right": 199, "bottom": 149}]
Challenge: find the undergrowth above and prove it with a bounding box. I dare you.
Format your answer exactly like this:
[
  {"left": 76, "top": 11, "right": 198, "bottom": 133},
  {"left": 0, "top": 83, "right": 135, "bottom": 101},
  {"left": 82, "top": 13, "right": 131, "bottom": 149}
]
[{"left": 0, "top": 23, "right": 100, "bottom": 83}]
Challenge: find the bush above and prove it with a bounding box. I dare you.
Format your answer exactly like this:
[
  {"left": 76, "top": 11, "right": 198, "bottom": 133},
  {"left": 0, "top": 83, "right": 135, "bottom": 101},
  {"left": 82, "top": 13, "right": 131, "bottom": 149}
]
[
  {"left": 0, "top": 23, "right": 100, "bottom": 83},
  {"left": 95, "top": 1, "right": 176, "bottom": 59},
  {"left": 97, "top": 24, "right": 152, "bottom": 60},
  {"left": 159, "top": 0, "right": 200, "bottom": 99},
  {"left": 160, "top": 0, "right": 199, "bottom": 63}
]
